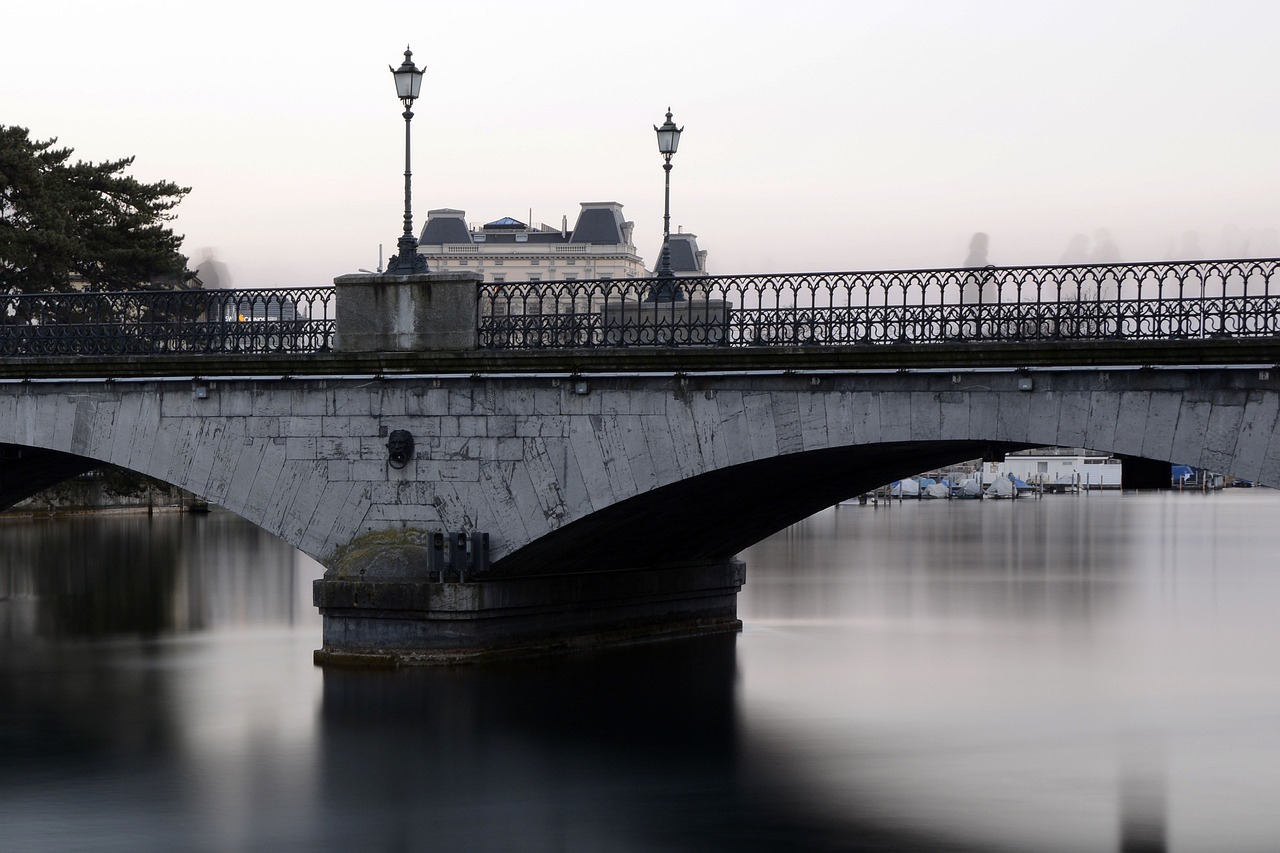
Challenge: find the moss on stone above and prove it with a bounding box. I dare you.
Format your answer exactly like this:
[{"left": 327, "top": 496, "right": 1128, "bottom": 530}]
[{"left": 326, "top": 528, "right": 433, "bottom": 580}]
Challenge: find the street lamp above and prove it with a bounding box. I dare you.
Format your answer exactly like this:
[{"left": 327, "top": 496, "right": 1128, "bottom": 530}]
[
  {"left": 648, "top": 107, "right": 684, "bottom": 301},
  {"left": 385, "top": 46, "right": 429, "bottom": 275}
]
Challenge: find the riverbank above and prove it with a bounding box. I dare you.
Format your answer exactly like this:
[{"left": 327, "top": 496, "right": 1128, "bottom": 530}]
[{"left": 8, "top": 470, "right": 204, "bottom": 517}]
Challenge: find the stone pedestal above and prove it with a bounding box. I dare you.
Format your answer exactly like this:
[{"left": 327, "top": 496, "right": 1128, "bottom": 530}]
[
  {"left": 333, "top": 270, "right": 483, "bottom": 352},
  {"left": 602, "top": 298, "right": 731, "bottom": 346},
  {"left": 313, "top": 559, "right": 746, "bottom": 666}
]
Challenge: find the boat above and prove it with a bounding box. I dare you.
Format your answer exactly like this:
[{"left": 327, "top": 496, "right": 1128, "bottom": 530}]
[
  {"left": 1044, "top": 473, "right": 1077, "bottom": 493},
  {"left": 984, "top": 476, "right": 1017, "bottom": 499},
  {"left": 923, "top": 482, "right": 951, "bottom": 499},
  {"left": 955, "top": 478, "right": 983, "bottom": 499},
  {"left": 890, "top": 478, "right": 920, "bottom": 498}
]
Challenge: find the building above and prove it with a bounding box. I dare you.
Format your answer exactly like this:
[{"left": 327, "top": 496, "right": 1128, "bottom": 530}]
[
  {"left": 662, "top": 232, "right": 709, "bottom": 276},
  {"left": 417, "top": 201, "right": 708, "bottom": 282},
  {"left": 987, "top": 449, "right": 1122, "bottom": 490}
]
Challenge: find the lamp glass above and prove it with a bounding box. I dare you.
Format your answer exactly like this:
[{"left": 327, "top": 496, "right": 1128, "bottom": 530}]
[
  {"left": 392, "top": 51, "right": 425, "bottom": 101},
  {"left": 656, "top": 126, "right": 681, "bottom": 155}
]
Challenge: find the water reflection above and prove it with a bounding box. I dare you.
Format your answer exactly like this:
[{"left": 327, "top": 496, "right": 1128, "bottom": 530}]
[
  {"left": 2, "top": 494, "right": 1280, "bottom": 851},
  {"left": 316, "top": 637, "right": 974, "bottom": 852},
  {"left": 738, "top": 492, "right": 1280, "bottom": 852},
  {"left": 742, "top": 496, "right": 1136, "bottom": 627},
  {"left": 0, "top": 512, "right": 312, "bottom": 641}
]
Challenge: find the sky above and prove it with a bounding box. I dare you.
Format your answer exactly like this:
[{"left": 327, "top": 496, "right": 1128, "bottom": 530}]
[{"left": 4, "top": 0, "right": 1279, "bottom": 287}]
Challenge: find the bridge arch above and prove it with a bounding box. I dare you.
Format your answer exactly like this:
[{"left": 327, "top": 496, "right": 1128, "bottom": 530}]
[{"left": 2, "top": 368, "right": 1275, "bottom": 576}]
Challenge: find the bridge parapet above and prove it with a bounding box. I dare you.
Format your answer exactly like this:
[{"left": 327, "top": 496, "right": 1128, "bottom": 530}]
[
  {"left": 480, "top": 258, "right": 1280, "bottom": 349},
  {"left": 2, "top": 259, "right": 1278, "bottom": 360},
  {"left": 0, "top": 286, "right": 335, "bottom": 357},
  {"left": 334, "top": 271, "right": 482, "bottom": 352}
]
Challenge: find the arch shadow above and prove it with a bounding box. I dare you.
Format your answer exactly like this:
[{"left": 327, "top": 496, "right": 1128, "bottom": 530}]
[
  {"left": 493, "top": 440, "right": 1035, "bottom": 577},
  {"left": 1, "top": 443, "right": 101, "bottom": 510}
]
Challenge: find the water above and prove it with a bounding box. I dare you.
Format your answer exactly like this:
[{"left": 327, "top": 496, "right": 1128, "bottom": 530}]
[{"left": 3, "top": 491, "right": 1280, "bottom": 852}]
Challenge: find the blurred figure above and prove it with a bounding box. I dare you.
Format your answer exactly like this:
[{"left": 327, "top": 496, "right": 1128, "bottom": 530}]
[
  {"left": 962, "top": 229, "right": 988, "bottom": 302},
  {"left": 960, "top": 232, "right": 991, "bottom": 304},
  {"left": 1060, "top": 233, "right": 1090, "bottom": 264},
  {"left": 1090, "top": 228, "right": 1122, "bottom": 264},
  {"left": 962, "top": 232, "right": 990, "bottom": 267},
  {"left": 1218, "top": 224, "right": 1247, "bottom": 258},
  {"left": 195, "top": 247, "right": 233, "bottom": 290}
]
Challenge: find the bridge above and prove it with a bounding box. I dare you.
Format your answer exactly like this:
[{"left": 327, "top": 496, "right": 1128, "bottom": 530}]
[{"left": 3, "top": 259, "right": 1279, "bottom": 663}]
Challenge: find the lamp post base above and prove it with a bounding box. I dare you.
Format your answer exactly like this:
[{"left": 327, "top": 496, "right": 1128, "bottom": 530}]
[{"left": 384, "top": 253, "right": 429, "bottom": 275}]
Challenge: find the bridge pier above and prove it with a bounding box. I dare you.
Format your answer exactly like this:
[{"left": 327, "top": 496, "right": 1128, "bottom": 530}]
[{"left": 312, "top": 560, "right": 746, "bottom": 666}]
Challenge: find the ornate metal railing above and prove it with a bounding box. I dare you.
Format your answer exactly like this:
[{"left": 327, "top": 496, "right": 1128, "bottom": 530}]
[
  {"left": 0, "top": 287, "right": 334, "bottom": 357},
  {"left": 4, "top": 260, "right": 1279, "bottom": 358},
  {"left": 478, "top": 258, "right": 1280, "bottom": 349}
]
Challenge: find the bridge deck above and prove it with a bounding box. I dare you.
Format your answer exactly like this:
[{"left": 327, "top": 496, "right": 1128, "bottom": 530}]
[{"left": 1, "top": 338, "right": 1276, "bottom": 381}]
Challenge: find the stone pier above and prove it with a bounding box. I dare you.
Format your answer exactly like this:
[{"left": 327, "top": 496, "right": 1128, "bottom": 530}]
[{"left": 313, "top": 559, "right": 746, "bottom": 665}]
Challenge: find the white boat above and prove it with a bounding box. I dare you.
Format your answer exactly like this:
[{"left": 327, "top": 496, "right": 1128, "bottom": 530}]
[
  {"left": 923, "top": 482, "right": 951, "bottom": 499},
  {"left": 984, "top": 476, "right": 1016, "bottom": 499},
  {"left": 890, "top": 478, "right": 920, "bottom": 498},
  {"left": 956, "top": 478, "right": 983, "bottom": 499},
  {"left": 1044, "top": 473, "right": 1077, "bottom": 493}
]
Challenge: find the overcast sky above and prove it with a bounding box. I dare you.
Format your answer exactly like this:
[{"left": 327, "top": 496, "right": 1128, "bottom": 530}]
[{"left": 5, "top": 0, "right": 1278, "bottom": 287}]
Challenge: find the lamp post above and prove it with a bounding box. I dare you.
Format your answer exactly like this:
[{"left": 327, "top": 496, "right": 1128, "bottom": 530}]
[
  {"left": 649, "top": 107, "right": 684, "bottom": 301},
  {"left": 385, "top": 46, "right": 429, "bottom": 275}
]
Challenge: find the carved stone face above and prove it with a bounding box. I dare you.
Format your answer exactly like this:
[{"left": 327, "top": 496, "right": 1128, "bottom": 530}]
[{"left": 386, "top": 429, "right": 414, "bottom": 469}]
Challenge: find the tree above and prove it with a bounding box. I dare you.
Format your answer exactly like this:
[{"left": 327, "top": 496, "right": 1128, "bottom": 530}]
[{"left": 0, "top": 125, "right": 192, "bottom": 294}]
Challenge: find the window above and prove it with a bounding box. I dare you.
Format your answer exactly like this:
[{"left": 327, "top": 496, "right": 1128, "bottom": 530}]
[
  {"left": 528, "top": 275, "right": 541, "bottom": 282},
  {"left": 566, "top": 259, "right": 576, "bottom": 265},
  {"left": 495, "top": 259, "right": 504, "bottom": 265},
  {"left": 492, "top": 275, "right": 505, "bottom": 283},
  {"left": 530, "top": 259, "right": 540, "bottom": 266}
]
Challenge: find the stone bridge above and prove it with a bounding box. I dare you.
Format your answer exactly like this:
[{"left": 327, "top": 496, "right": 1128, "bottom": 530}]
[
  {"left": 3, "top": 358, "right": 1277, "bottom": 662},
  {"left": 4, "top": 264, "right": 1280, "bottom": 662}
]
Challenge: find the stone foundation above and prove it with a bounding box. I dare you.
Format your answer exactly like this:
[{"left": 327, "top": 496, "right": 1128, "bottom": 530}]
[{"left": 313, "top": 559, "right": 745, "bottom": 666}]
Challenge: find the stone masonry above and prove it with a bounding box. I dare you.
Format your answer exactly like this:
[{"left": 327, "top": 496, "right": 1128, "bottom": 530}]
[{"left": 2, "top": 367, "right": 1278, "bottom": 571}]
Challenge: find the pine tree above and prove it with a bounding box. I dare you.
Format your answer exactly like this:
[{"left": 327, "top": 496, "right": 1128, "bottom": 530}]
[{"left": 0, "top": 125, "right": 191, "bottom": 294}]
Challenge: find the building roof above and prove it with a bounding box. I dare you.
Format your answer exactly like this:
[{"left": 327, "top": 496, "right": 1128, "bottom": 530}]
[
  {"left": 483, "top": 217, "right": 527, "bottom": 230},
  {"left": 570, "top": 203, "right": 627, "bottom": 245},
  {"left": 419, "top": 202, "right": 649, "bottom": 257},
  {"left": 474, "top": 231, "right": 566, "bottom": 244},
  {"left": 420, "top": 209, "right": 471, "bottom": 244},
  {"left": 666, "top": 233, "right": 703, "bottom": 272}
]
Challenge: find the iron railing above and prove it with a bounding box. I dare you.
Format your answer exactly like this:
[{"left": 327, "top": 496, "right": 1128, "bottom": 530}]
[
  {"left": 478, "top": 258, "right": 1280, "bottom": 349},
  {"left": 3, "top": 260, "right": 1279, "bottom": 358},
  {"left": 0, "top": 288, "right": 334, "bottom": 357}
]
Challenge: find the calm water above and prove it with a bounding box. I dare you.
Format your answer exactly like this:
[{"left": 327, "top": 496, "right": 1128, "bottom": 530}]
[{"left": 2, "top": 491, "right": 1280, "bottom": 852}]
